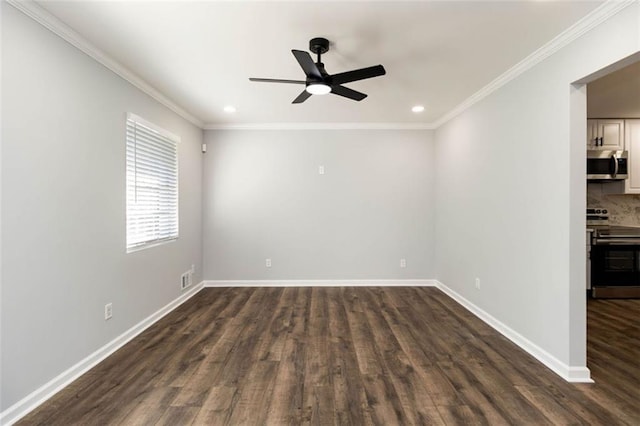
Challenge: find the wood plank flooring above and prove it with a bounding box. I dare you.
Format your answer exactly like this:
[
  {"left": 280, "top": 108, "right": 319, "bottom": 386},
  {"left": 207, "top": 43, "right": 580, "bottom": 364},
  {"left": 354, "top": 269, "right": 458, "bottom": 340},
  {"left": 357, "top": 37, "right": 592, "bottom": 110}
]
[{"left": 17, "top": 287, "right": 640, "bottom": 425}]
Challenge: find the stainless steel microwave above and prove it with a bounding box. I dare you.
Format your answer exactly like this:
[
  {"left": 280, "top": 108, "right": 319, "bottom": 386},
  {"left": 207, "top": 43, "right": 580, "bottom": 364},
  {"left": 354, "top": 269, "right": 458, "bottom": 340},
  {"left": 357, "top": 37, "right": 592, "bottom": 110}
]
[{"left": 587, "top": 150, "right": 628, "bottom": 180}]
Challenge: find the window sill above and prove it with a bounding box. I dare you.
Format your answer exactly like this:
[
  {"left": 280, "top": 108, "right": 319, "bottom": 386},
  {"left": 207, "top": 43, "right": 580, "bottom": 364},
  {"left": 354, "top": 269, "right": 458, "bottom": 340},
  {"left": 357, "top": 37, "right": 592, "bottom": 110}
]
[{"left": 126, "top": 237, "right": 177, "bottom": 254}]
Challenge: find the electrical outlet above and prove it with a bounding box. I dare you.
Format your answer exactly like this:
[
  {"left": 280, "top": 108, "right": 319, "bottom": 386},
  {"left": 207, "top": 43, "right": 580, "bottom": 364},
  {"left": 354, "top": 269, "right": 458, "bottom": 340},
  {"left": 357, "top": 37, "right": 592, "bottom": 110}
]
[
  {"left": 104, "top": 303, "right": 113, "bottom": 320},
  {"left": 475, "top": 278, "right": 481, "bottom": 290},
  {"left": 318, "top": 165, "right": 325, "bottom": 175},
  {"left": 265, "top": 258, "right": 272, "bottom": 268},
  {"left": 400, "top": 258, "right": 406, "bottom": 268}
]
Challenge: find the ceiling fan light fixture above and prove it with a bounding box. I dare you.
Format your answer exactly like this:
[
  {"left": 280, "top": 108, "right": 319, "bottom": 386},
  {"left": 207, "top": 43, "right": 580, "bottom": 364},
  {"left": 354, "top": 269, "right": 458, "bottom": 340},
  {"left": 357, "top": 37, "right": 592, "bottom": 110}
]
[
  {"left": 249, "top": 37, "right": 385, "bottom": 103},
  {"left": 306, "top": 83, "right": 331, "bottom": 95}
]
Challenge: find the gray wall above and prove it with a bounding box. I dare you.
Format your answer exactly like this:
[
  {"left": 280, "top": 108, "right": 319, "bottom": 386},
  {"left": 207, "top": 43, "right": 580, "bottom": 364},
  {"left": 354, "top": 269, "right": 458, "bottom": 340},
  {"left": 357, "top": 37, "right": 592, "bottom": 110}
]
[
  {"left": 434, "top": 3, "right": 639, "bottom": 368},
  {"left": 203, "top": 129, "right": 435, "bottom": 280},
  {"left": 1, "top": 4, "right": 203, "bottom": 410}
]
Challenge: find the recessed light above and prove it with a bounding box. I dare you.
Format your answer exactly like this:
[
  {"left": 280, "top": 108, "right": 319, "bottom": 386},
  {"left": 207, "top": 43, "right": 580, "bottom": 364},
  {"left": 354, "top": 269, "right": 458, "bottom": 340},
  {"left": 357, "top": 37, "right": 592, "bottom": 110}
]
[
  {"left": 412, "top": 105, "right": 425, "bottom": 113},
  {"left": 223, "top": 105, "right": 236, "bottom": 113}
]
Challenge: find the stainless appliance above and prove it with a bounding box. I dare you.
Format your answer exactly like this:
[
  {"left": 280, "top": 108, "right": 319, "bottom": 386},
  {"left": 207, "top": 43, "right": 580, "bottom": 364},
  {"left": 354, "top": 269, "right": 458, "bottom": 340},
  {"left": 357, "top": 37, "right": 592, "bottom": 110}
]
[
  {"left": 585, "top": 208, "right": 609, "bottom": 292},
  {"left": 586, "top": 208, "right": 609, "bottom": 226},
  {"left": 586, "top": 150, "right": 628, "bottom": 180},
  {"left": 590, "top": 224, "right": 640, "bottom": 298}
]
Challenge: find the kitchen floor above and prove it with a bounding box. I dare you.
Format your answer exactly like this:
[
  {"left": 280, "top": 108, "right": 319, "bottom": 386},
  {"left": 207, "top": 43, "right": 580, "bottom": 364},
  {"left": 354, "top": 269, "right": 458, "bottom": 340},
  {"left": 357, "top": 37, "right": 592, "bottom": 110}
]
[
  {"left": 586, "top": 296, "right": 640, "bottom": 415},
  {"left": 16, "top": 287, "right": 640, "bottom": 425}
]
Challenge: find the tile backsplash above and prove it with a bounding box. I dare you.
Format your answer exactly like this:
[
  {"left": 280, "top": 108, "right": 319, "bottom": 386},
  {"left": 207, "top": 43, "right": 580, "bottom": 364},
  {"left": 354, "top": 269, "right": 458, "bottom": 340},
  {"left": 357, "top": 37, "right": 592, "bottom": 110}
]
[{"left": 588, "top": 183, "right": 640, "bottom": 226}]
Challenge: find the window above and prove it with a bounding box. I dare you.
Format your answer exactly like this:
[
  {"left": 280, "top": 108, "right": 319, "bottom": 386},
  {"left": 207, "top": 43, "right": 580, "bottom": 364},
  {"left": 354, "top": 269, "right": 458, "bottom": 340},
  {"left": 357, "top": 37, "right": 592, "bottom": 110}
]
[{"left": 126, "top": 113, "right": 179, "bottom": 252}]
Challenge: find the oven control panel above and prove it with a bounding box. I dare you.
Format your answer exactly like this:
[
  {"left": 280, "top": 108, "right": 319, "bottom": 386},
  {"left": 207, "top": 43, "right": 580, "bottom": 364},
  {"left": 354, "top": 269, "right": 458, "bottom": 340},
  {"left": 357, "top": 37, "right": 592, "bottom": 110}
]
[{"left": 587, "top": 208, "right": 609, "bottom": 226}]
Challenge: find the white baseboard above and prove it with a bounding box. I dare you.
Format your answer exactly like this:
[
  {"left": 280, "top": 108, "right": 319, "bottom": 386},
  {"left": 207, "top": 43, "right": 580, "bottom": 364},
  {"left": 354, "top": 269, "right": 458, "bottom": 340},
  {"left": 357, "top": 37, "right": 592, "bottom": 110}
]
[
  {"left": 433, "top": 280, "right": 593, "bottom": 383},
  {"left": 204, "top": 278, "right": 591, "bottom": 382},
  {"left": 204, "top": 279, "right": 437, "bottom": 287},
  {"left": 0, "top": 282, "right": 205, "bottom": 426},
  {"left": 1, "top": 277, "right": 592, "bottom": 425}
]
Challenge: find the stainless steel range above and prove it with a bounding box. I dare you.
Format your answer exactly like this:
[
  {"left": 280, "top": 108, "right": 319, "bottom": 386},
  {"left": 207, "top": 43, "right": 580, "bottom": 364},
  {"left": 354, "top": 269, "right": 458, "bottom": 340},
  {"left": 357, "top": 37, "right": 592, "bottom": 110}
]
[
  {"left": 587, "top": 208, "right": 640, "bottom": 298},
  {"left": 586, "top": 208, "right": 609, "bottom": 226}
]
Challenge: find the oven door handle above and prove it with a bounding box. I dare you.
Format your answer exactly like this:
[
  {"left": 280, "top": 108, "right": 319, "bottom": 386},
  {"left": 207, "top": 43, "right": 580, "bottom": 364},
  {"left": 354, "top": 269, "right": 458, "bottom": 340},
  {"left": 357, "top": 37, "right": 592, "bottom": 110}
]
[
  {"left": 594, "top": 238, "right": 640, "bottom": 245},
  {"left": 612, "top": 154, "right": 619, "bottom": 178}
]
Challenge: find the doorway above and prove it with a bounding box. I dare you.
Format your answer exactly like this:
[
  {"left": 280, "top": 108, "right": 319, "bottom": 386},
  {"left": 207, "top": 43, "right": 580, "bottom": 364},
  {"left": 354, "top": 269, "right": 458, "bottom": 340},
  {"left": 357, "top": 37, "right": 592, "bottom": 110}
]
[{"left": 572, "top": 52, "right": 640, "bottom": 383}]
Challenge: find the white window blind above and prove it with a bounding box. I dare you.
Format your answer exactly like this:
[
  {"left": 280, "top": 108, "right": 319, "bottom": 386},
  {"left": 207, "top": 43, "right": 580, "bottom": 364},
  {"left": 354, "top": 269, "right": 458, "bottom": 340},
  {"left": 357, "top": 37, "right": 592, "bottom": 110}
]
[{"left": 126, "top": 113, "right": 179, "bottom": 252}]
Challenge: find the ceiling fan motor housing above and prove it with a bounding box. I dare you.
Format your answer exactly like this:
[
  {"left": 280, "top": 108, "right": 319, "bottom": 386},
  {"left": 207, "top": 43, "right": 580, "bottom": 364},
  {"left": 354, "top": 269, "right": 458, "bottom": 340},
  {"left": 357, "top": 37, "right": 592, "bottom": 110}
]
[{"left": 308, "top": 62, "right": 330, "bottom": 84}]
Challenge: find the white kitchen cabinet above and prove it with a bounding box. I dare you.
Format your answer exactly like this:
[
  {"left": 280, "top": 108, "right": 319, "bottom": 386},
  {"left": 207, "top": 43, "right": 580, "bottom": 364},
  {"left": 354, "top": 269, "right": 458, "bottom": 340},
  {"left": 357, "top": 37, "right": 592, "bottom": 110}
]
[
  {"left": 586, "top": 229, "right": 592, "bottom": 291},
  {"left": 601, "top": 119, "right": 640, "bottom": 194},
  {"left": 587, "top": 119, "right": 625, "bottom": 150},
  {"left": 587, "top": 120, "right": 597, "bottom": 149},
  {"left": 624, "top": 119, "right": 640, "bottom": 194}
]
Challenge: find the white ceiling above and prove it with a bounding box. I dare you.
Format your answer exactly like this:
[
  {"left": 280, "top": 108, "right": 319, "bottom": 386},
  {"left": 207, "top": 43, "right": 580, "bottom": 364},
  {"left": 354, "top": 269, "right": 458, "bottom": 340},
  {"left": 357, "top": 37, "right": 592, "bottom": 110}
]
[
  {"left": 34, "top": 0, "right": 604, "bottom": 127},
  {"left": 588, "top": 60, "right": 640, "bottom": 118}
]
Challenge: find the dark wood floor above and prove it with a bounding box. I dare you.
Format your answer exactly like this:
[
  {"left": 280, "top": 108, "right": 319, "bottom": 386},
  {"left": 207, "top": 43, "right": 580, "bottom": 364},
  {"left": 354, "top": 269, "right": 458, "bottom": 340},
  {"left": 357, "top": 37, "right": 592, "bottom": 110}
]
[{"left": 18, "top": 287, "right": 640, "bottom": 425}]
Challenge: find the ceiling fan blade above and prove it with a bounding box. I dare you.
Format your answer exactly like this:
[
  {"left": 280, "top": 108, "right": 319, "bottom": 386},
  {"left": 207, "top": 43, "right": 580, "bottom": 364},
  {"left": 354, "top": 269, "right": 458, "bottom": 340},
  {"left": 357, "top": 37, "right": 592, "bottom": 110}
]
[
  {"left": 292, "top": 50, "right": 322, "bottom": 79},
  {"left": 330, "top": 65, "right": 386, "bottom": 85},
  {"left": 249, "top": 78, "right": 306, "bottom": 84},
  {"left": 330, "top": 85, "right": 367, "bottom": 101},
  {"left": 292, "top": 90, "right": 312, "bottom": 104}
]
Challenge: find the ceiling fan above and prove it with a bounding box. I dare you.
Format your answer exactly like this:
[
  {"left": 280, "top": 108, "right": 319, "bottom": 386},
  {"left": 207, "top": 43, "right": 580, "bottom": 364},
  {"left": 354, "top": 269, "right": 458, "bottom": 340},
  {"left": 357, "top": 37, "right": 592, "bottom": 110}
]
[{"left": 249, "top": 37, "right": 386, "bottom": 104}]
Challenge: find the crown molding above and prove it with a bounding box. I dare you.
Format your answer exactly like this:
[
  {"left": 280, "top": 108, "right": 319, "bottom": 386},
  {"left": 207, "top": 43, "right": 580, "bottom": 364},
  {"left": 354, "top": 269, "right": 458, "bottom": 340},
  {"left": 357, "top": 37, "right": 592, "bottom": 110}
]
[
  {"left": 9, "top": 0, "right": 634, "bottom": 132},
  {"left": 7, "top": 0, "right": 204, "bottom": 128},
  {"left": 432, "top": 0, "right": 637, "bottom": 129},
  {"left": 203, "top": 122, "right": 437, "bottom": 130}
]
